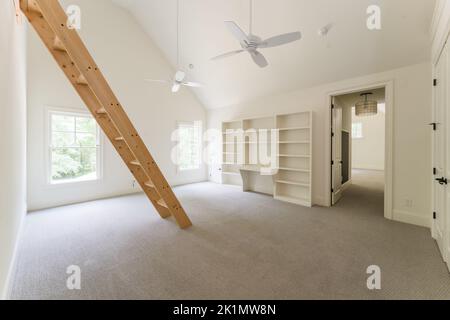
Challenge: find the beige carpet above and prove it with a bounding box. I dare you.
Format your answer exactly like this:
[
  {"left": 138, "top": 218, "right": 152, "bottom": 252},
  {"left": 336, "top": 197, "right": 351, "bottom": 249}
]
[{"left": 9, "top": 170, "right": 450, "bottom": 299}]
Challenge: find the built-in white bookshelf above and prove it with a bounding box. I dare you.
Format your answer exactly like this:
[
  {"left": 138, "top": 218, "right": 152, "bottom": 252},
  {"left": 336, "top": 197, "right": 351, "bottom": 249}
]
[
  {"left": 222, "top": 120, "right": 244, "bottom": 186},
  {"left": 274, "top": 112, "right": 313, "bottom": 207},
  {"left": 221, "top": 111, "right": 313, "bottom": 207}
]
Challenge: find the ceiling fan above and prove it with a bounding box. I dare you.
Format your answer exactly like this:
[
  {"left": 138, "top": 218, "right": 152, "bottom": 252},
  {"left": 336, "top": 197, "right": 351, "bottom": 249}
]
[
  {"left": 146, "top": 71, "right": 203, "bottom": 93},
  {"left": 211, "top": 0, "right": 302, "bottom": 68},
  {"left": 145, "top": 0, "right": 203, "bottom": 93}
]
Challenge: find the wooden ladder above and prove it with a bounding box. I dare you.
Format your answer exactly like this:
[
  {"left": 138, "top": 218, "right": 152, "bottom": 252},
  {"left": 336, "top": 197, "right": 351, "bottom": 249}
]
[{"left": 20, "top": 0, "right": 192, "bottom": 229}]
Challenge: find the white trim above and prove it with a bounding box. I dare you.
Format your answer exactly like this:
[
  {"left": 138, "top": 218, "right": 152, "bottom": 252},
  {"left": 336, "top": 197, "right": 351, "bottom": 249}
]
[
  {"left": 326, "top": 80, "right": 394, "bottom": 221},
  {"left": 1, "top": 213, "right": 25, "bottom": 300},
  {"left": 393, "top": 210, "right": 431, "bottom": 228},
  {"left": 352, "top": 165, "right": 385, "bottom": 171},
  {"left": 341, "top": 179, "right": 353, "bottom": 192},
  {"left": 44, "top": 106, "right": 104, "bottom": 187}
]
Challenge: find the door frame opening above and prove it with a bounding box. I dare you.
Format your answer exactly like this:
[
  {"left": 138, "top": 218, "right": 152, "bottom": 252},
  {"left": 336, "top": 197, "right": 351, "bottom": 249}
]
[{"left": 326, "top": 80, "right": 394, "bottom": 221}]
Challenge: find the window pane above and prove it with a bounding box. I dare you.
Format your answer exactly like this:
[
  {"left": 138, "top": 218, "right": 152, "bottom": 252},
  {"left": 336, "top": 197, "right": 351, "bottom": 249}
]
[
  {"left": 79, "top": 147, "right": 97, "bottom": 175},
  {"left": 352, "top": 123, "right": 363, "bottom": 139},
  {"left": 177, "top": 122, "right": 201, "bottom": 171},
  {"left": 52, "top": 115, "right": 74, "bottom": 132},
  {"left": 76, "top": 133, "right": 96, "bottom": 147},
  {"left": 76, "top": 116, "right": 96, "bottom": 133},
  {"left": 51, "top": 147, "right": 98, "bottom": 182},
  {"left": 51, "top": 147, "right": 82, "bottom": 181},
  {"left": 50, "top": 111, "right": 100, "bottom": 183},
  {"left": 52, "top": 131, "right": 75, "bottom": 147}
]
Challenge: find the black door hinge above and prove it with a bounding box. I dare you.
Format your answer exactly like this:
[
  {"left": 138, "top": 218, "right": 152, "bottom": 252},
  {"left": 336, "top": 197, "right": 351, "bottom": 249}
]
[
  {"left": 331, "top": 132, "right": 335, "bottom": 137},
  {"left": 331, "top": 188, "right": 334, "bottom": 193},
  {"left": 433, "top": 167, "right": 437, "bottom": 175},
  {"left": 436, "top": 177, "right": 448, "bottom": 185},
  {"left": 331, "top": 104, "right": 335, "bottom": 109},
  {"left": 433, "top": 79, "right": 437, "bottom": 86},
  {"left": 331, "top": 160, "right": 334, "bottom": 165},
  {"left": 429, "top": 123, "right": 437, "bottom": 131},
  {"left": 433, "top": 212, "right": 437, "bottom": 220}
]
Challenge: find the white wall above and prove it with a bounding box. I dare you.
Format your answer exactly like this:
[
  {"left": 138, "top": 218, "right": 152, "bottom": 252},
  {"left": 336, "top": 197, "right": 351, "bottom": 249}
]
[
  {"left": 27, "top": 0, "right": 207, "bottom": 211},
  {"left": 0, "top": 1, "right": 27, "bottom": 299},
  {"left": 352, "top": 110, "right": 385, "bottom": 171},
  {"left": 208, "top": 62, "right": 432, "bottom": 227}
]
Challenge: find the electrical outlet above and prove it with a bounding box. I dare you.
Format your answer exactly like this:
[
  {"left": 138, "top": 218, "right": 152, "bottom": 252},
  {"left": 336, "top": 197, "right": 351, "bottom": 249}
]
[
  {"left": 405, "top": 199, "right": 413, "bottom": 208},
  {"left": 132, "top": 180, "right": 137, "bottom": 189}
]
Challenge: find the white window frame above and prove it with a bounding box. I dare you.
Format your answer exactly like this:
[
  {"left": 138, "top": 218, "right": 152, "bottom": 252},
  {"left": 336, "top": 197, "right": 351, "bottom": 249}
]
[
  {"left": 175, "top": 121, "right": 202, "bottom": 172},
  {"left": 352, "top": 122, "right": 364, "bottom": 139},
  {"left": 46, "top": 107, "right": 103, "bottom": 186}
]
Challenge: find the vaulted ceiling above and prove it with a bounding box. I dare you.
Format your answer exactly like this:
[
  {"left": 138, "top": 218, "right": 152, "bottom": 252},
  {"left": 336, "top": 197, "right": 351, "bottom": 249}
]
[{"left": 112, "top": 0, "right": 436, "bottom": 109}]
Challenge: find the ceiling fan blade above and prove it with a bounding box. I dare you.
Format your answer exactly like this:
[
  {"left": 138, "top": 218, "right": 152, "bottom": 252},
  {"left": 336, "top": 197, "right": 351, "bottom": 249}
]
[
  {"left": 144, "top": 79, "right": 170, "bottom": 84},
  {"left": 211, "top": 49, "right": 245, "bottom": 61},
  {"left": 172, "top": 83, "right": 181, "bottom": 93},
  {"left": 175, "top": 71, "right": 186, "bottom": 82},
  {"left": 250, "top": 51, "right": 268, "bottom": 68},
  {"left": 259, "top": 32, "right": 302, "bottom": 48},
  {"left": 224, "top": 21, "right": 249, "bottom": 43},
  {"left": 182, "top": 82, "right": 204, "bottom": 88}
]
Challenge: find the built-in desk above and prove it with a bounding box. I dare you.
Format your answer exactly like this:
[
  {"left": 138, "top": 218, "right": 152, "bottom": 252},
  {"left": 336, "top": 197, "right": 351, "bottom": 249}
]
[{"left": 239, "top": 166, "right": 277, "bottom": 195}]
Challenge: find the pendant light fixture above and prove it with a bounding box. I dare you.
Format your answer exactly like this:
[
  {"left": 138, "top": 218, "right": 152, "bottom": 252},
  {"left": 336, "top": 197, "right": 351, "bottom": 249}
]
[{"left": 355, "top": 92, "right": 378, "bottom": 117}]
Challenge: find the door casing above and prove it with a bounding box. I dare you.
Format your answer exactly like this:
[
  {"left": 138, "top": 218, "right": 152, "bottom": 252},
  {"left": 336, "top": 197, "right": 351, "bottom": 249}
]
[{"left": 326, "top": 81, "right": 394, "bottom": 221}]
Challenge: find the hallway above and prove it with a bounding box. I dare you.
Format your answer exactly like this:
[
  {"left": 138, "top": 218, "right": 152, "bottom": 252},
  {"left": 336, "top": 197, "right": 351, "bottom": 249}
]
[{"left": 337, "top": 169, "right": 385, "bottom": 217}]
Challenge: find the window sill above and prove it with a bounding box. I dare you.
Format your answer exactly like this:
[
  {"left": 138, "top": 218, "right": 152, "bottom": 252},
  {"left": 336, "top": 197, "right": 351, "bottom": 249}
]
[
  {"left": 178, "top": 168, "right": 201, "bottom": 173},
  {"left": 46, "top": 177, "right": 103, "bottom": 189}
]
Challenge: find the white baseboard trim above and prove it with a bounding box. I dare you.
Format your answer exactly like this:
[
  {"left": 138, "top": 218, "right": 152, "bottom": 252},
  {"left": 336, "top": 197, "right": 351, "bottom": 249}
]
[
  {"left": 393, "top": 210, "right": 430, "bottom": 228},
  {"left": 1, "top": 212, "right": 25, "bottom": 300},
  {"left": 342, "top": 180, "right": 352, "bottom": 191},
  {"left": 447, "top": 247, "right": 450, "bottom": 273},
  {"left": 353, "top": 166, "right": 385, "bottom": 171},
  {"left": 313, "top": 196, "right": 328, "bottom": 207}
]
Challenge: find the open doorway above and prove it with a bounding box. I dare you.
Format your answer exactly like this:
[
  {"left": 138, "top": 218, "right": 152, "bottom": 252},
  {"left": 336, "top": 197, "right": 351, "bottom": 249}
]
[{"left": 331, "top": 88, "right": 386, "bottom": 215}]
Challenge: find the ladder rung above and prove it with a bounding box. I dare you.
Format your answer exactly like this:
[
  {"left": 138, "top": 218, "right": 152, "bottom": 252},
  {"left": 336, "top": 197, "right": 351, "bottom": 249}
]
[
  {"left": 28, "top": 1, "right": 42, "bottom": 14},
  {"left": 76, "top": 74, "right": 88, "bottom": 85},
  {"left": 145, "top": 181, "right": 155, "bottom": 189},
  {"left": 114, "top": 137, "right": 125, "bottom": 141},
  {"left": 96, "top": 108, "right": 107, "bottom": 115},
  {"left": 53, "top": 37, "right": 66, "bottom": 52},
  {"left": 157, "top": 198, "right": 168, "bottom": 209},
  {"left": 130, "top": 161, "right": 141, "bottom": 166}
]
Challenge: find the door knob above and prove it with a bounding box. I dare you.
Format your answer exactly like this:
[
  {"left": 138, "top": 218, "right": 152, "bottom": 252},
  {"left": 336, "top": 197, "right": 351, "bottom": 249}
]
[{"left": 436, "top": 177, "right": 448, "bottom": 185}]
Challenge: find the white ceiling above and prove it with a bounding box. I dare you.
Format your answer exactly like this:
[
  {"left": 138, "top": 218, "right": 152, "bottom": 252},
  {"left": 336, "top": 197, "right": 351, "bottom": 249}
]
[{"left": 112, "top": 0, "right": 435, "bottom": 109}]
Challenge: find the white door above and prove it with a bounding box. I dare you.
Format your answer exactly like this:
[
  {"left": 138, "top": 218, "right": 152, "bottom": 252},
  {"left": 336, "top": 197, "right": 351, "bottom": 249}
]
[
  {"left": 432, "top": 39, "right": 448, "bottom": 262},
  {"left": 446, "top": 39, "right": 450, "bottom": 270},
  {"left": 332, "top": 100, "right": 343, "bottom": 205}
]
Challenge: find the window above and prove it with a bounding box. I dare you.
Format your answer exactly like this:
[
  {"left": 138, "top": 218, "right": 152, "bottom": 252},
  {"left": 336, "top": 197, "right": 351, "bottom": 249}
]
[
  {"left": 48, "top": 109, "right": 101, "bottom": 184},
  {"left": 176, "top": 121, "right": 202, "bottom": 171},
  {"left": 352, "top": 122, "right": 363, "bottom": 139}
]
